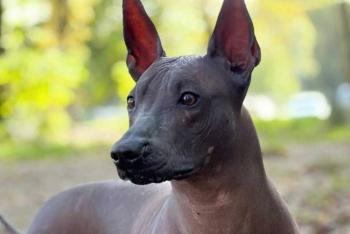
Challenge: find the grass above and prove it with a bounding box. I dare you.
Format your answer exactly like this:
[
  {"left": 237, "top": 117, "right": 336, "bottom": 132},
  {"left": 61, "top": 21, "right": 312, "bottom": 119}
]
[
  {"left": 0, "top": 140, "right": 110, "bottom": 162},
  {"left": 0, "top": 113, "right": 128, "bottom": 162},
  {"left": 254, "top": 118, "right": 350, "bottom": 155}
]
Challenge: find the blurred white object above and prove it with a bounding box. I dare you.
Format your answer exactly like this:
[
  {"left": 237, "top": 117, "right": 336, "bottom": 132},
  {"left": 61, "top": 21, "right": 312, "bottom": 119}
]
[
  {"left": 244, "top": 95, "right": 277, "bottom": 120},
  {"left": 336, "top": 83, "right": 350, "bottom": 109},
  {"left": 287, "top": 91, "right": 331, "bottom": 119},
  {"left": 90, "top": 105, "right": 125, "bottom": 120}
]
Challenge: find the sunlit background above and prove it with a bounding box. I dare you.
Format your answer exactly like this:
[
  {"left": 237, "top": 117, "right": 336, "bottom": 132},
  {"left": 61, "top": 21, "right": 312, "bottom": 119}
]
[{"left": 0, "top": 0, "right": 349, "bottom": 233}]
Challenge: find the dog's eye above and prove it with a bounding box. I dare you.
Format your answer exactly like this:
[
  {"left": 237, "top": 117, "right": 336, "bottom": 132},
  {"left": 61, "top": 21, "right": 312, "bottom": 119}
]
[
  {"left": 127, "top": 96, "right": 135, "bottom": 110},
  {"left": 179, "top": 92, "right": 198, "bottom": 106}
]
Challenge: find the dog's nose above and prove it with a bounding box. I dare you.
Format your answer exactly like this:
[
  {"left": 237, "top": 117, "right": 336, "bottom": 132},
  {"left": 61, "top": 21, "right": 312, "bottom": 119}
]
[{"left": 111, "top": 139, "right": 149, "bottom": 162}]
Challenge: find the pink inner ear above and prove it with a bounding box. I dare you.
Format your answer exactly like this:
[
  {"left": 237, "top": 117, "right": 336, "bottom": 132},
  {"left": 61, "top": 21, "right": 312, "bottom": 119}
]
[
  {"left": 208, "top": 0, "right": 260, "bottom": 70},
  {"left": 123, "top": 0, "right": 165, "bottom": 79}
]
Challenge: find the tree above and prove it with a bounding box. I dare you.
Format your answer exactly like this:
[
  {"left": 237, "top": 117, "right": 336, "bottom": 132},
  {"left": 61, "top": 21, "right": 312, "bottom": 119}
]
[
  {"left": 339, "top": 2, "right": 350, "bottom": 83},
  {"left": 0, "top": 0, "right": 3, "bottom": 54},
  {"left": 0, "top": 0, "right": 96, "bottom": 141}
]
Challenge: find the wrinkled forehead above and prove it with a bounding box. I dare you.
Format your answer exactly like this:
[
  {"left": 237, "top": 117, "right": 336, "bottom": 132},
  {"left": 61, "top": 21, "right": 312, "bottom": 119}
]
[{"left": 134, "top": 56, "right": 231, "bottom": 95}]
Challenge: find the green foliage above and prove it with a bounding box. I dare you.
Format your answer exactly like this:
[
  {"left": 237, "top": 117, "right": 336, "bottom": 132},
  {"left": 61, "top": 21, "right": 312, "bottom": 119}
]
[
  {"left": 0, "top": 48, "right": 87, "bottom": 141},
  {"left": 0, "top": 0, "right": 348, "bottom": 150},
  {"left": 0, "top": 0, "right": 96, "bottom": 143},
  {"left": 249, "top": 1, "right": 318, "bottom": 101},
  {"left": 112, "top": 61, "right": 135, "bottom": 101},
  {"left": 0, "top": 139, "right": 109, "bottom": 162},
  {"left": 86, "top": 0, "right": 124, "bottom": 105}
]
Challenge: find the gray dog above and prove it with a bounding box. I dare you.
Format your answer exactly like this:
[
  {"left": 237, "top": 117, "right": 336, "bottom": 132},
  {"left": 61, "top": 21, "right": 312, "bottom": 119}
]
[{"left": 27, "top": 0, "right": 300, "bottom": 233}]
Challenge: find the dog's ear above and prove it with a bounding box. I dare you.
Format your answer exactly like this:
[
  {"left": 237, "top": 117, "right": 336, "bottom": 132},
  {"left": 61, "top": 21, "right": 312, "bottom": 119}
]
[
  {"left": 123, "top": 0, "right": 165, "bottom": 81},
  {"left": 207, "top": 0, "right": 260, "bottom": 75}
]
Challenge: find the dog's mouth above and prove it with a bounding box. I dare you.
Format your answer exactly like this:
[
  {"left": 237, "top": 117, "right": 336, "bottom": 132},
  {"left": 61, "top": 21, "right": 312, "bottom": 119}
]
[{"left": 113, "top": 158, "right": 196, "bottom": 185}]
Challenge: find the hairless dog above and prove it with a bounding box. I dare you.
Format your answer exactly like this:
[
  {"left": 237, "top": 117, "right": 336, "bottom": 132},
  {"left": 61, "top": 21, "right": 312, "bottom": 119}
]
[{"left": 28, "top": 0, "right": 300, "bottom": 233}]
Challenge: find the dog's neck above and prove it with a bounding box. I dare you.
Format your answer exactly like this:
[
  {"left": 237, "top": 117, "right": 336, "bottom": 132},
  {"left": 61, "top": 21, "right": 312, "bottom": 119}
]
[{"left": 168, "top": 108, "right": 269, "bottom": 233}]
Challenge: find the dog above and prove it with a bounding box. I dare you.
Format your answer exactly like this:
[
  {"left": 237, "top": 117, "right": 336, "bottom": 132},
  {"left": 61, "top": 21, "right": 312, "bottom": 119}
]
[{"left": 28, "top": 0, "right": 300, "bottom": 233}]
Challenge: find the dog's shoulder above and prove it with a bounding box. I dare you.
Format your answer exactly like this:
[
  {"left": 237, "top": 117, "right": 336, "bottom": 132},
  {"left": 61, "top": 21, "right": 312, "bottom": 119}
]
[{"left": 28, "top": 180, "right": 171, "bottom": 234}]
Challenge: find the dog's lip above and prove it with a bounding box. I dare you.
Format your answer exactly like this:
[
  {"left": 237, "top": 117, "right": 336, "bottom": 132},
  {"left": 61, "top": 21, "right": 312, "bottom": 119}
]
[
  {"left": 115, "top": 162, "right": 168, "bottom": 185},
  {"left": 114, "top": 158, "right": 197, "bottom": 179},
  {"left": 172, "top": 168, "right": 196, "bottom": 180},
  {"left": 113, "top": 159, "right": 167, "bottom": 174},
  {"left": 130, "top": 167, "right": 196, "bottom": 184}
]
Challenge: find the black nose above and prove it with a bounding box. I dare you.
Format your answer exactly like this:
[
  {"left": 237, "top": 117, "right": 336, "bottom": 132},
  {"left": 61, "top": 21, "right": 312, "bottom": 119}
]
[{"left": 111, "top": 139, "right": 149, "bottom": 162}]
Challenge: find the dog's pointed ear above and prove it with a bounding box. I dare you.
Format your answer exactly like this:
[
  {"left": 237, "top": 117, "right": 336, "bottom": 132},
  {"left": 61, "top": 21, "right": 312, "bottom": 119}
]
[
  {"left": 207, "top": 0, "right": 260, "bottom": 74},
  {"left": 123, "top": 0, "right": 165, "bottom": 81}
]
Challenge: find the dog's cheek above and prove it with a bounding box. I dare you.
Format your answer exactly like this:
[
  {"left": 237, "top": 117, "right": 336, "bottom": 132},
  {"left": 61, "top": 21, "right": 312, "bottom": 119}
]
[{"left": 181, "top": 107, "right": 203, "bottom": 127}]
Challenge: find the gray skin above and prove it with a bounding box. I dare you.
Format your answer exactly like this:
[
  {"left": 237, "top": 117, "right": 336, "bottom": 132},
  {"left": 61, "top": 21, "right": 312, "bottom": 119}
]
[
  {"left": 28, "top": 56, "right": 299, "bottom": 234},
  {"left": 28, "top": 0, "right": 300, "bottom": 233}
]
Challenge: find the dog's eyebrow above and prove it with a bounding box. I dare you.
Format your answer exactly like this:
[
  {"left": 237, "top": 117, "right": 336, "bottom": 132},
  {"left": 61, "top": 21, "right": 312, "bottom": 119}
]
[
  {"left": 167, "top": 77, "right": 201, "bottom": 95},
  {"left": 134, "top": 68, "right": 169, "bottom": 99}
]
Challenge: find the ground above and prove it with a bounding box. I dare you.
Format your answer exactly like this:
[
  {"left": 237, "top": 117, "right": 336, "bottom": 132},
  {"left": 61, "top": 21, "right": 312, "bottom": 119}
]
[{"left": 0, "top": 143, "right": 349, "bottom": 234}]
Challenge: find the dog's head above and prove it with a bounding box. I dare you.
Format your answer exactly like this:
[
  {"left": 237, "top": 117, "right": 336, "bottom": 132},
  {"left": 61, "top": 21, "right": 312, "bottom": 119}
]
[{"left": 111, "top": 0, "right": 260, "bottom": 185}]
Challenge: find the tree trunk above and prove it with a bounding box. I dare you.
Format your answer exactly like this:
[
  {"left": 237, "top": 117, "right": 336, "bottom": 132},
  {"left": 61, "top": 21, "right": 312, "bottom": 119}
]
[
  {"left": 50, "top": 0, "right": 69, "bottom": 47},
  {"left": 0, "top": 0, "right": 4, "bottom": 54},
  {"left": 339, "top": 2, "right": 350, "bottom": 83},
  {"left": 0, "top": 0, "right": 5, "bottom": 121}
]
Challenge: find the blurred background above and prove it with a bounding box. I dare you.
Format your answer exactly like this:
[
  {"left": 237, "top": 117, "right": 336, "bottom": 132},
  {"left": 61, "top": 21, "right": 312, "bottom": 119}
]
[{"left": 0, "top": 0, "right": 349, "bottom": 233}]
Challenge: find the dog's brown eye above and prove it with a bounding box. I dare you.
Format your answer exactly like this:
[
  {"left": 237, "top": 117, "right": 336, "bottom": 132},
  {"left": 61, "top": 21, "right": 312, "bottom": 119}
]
[
  {"left": 127, "top": 96, "right": 135, "bottom": 110},
  {"left": 180, "top": 93, "right": 198, "bottom": 106}
]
